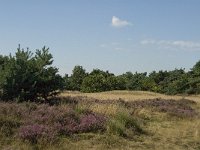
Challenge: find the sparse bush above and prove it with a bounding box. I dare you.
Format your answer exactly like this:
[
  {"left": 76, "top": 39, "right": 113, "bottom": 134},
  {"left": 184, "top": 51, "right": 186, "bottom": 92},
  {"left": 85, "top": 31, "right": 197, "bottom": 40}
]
[
  {"left": 115, "top": 112, "right": 144, "bottom": 134},
  {"left": 107, "top": 119, "right": 126, "bottom": 136},
  {"left": 107, "top": 112, "right": 144, "bottom": 137}
]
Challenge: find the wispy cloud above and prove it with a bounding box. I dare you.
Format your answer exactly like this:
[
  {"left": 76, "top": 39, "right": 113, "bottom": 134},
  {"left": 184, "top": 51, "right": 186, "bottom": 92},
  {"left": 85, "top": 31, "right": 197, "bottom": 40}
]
[
  {"left": 140, "top": 39, "right": 200, "bottom": 51},
  {"left": 111, "top": 16, "right": 132, "bottom": 28},
  {"left": 100, "top": 42, "right": 129, "bottom": 51}
]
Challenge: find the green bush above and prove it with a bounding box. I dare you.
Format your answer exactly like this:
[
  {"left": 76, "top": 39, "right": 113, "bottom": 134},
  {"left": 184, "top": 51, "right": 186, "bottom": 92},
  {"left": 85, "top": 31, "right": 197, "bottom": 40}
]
[
  {"left": 107, "top": 119, "right": 125, "bottom": 136},
  {"left": 106, "top": 112, "right": 144, "bottom": 137},
  {"left": 81, "top": 74, "right": 107, "bottom": 92},
  {"left": 0, "top": 46, "right": 64, "bottom": 102}
]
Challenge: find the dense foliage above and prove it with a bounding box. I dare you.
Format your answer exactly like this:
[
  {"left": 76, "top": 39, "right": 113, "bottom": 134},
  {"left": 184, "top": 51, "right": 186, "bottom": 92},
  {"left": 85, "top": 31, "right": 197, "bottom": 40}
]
[
  {"left": 0, "top": 46, "right": 63, "bottom": 102},
  {"left": 0, "top": 46, "right": 200, "bottom": 102},
  {"left": 65, "top": 62, "right": 200, "bottom": 95}
]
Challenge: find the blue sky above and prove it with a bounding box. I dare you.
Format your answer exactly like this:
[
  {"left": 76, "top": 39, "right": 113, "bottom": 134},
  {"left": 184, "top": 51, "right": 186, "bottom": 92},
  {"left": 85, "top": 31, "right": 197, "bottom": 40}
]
[{"left": 0, "top": 0, "right": 200, "bottom": 75}]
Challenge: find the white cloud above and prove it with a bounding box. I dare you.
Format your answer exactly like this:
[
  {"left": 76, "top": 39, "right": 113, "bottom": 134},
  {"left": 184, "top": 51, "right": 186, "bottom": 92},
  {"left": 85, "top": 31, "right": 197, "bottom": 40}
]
[
  {"left": 99, "top": 42, "right": 129, "bottom": 51},
  {"left": 111, "top": 16, "right": 132, "bottom": 28},
  {"left": 140, "top": 39, "right": 200, "bottom": 51}
]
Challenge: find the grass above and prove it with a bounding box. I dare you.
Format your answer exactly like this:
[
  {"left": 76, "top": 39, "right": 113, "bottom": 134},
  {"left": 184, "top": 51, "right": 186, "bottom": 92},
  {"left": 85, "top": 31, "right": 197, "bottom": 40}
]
[
  {"left": 60, "top": 90, "right": 200, "bottom": 102},
  {"left": 0, "top": 90, "right": 200, "bottom": 150}
]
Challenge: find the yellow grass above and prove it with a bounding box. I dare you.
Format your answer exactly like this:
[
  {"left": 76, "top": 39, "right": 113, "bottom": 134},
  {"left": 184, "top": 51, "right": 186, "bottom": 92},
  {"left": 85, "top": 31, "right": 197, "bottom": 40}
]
[
  {"left": 60, "top": 90, "right": 200, "bottom": 102},
  {"left": 89, "top": 103, "right": 121, "bottom": 116},
  {"left": 57, "top": 90, "right": 200, "bottom": 149},
  {"left": 3, "top": 91, "right": 200, "bottom": 150}
]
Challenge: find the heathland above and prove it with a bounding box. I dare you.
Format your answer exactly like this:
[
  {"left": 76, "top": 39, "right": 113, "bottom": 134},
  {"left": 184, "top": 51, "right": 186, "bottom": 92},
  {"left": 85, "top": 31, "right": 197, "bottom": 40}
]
[
  {"left": 0, "top": 91, "right": 200, "bottom": 150},
  {"left": 0, "top": 47, "right": 200, "bottom": 149}
]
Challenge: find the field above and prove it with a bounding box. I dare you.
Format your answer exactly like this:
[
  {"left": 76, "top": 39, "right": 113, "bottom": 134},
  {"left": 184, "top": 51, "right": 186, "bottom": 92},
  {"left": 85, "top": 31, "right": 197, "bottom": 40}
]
[
  {"left": 61, "top": 90, "right": 200, "bottom": 102},
  {"left": 0, "top": 91, "right": 200, "bottom": 150}
]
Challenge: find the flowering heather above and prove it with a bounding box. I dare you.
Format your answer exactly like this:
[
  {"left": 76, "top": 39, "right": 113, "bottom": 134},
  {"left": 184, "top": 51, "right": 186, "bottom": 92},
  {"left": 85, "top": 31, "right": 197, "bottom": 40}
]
[
  {"left": 15, "top": 103, "right": 106, "bottom": 142},
  {"left": 0, "top": 96, "right": 198, "bottom": 148},
  {"left": 75, "top": 113, "right": 106, "bottom": 133},
  {"left": 57, "top": 96, "right": 198, "bottom": 118},
  {"left": 0, "top": 101, "right": 108, "bottom": 144},
  {"left": 128, "top": 98, "right": 198, "bottom": 118},
  {"left": 19, "top": 124, "right": 57, "bottom": 144}
]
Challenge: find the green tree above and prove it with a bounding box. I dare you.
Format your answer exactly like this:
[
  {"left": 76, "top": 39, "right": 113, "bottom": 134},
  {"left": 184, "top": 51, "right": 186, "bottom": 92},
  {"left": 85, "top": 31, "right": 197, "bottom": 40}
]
[
  {"left": 81, "top": 74, "right": 107, "bottom": 92},
  {"left": 187, "top": 60, "right": 200, "bottom": 94},
  {"left": 63, "top": 74, "right": 72, "bottom": 90},
  {"left": 70, "top": 65, "right": 87, "bottom": 91},
  {"left": 125, "top": 72, "right": 147, "bottom": 90},
  {"left": 0, "top": 46, "right": 64, "bottom": 102},
  {"left": 81, "top": 69, "right": 116, "bottom": 92},
  {"left": 162, "top": 69, "right": 187, "bottom": 94},
  {"left": 149, "top": 70, "right": 170, "bottom": 93},
  {"left": 114, "top": 75, "right": 126, "bottom": 90}
]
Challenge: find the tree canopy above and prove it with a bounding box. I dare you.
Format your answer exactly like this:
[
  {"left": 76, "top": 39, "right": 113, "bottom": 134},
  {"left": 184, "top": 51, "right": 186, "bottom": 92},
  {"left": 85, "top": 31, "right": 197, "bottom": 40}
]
[
  {"left": 0, "top": 46, "right": 63, "bottom": 102},
  {"left": 1, "top": 46, "right": 200, "bottom": 103}
]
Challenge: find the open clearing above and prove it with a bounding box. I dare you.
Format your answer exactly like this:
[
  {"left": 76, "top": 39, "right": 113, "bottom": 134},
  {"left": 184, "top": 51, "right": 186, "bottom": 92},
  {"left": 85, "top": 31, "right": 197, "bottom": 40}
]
[
  {"left": 59, "top": 91, "right": 200, "bottom": 150},
  {"left": 60, "top": 90, "right": 200, "bottom": 102},
  {"left": 0, "top": 91, "right": 200, "bottom": 150}
]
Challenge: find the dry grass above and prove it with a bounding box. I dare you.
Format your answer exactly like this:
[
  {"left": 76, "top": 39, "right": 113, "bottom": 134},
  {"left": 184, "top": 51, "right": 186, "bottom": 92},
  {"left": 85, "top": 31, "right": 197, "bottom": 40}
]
[
  {"left": 60, "top": 90, "right": 200, "bottom": 102},
  {"left": 57, "top": 90, "right": 200, "bottom": 150},
  {"left": 88, "top": 103, "right": 122, "bottom": 116},
  {"left": 1, "top": 91, "right": 200, "bottom": 150},
  {"left": 142, "top": 119, "right": 200, "bottom": 150}
]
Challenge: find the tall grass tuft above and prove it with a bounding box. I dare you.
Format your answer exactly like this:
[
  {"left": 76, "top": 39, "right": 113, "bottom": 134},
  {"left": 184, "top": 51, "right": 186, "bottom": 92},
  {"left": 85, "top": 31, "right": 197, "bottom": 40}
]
[{"left": 107, "top": 111, "right": 144, "bottom": 137}]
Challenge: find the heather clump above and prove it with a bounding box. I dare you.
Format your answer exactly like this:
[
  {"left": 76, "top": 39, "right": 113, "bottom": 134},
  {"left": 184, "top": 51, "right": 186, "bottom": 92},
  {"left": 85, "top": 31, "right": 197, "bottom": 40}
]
[
  {"left": 19, "top": 124, "right": 57, "bottom": 144},
  {"left": 126, "top": 98, "right": 198, "bottom": 118},
  {"left": 16, "top": 103, "right": 107, "bottom": 143},
  {"left": 0, "top": 101, "right": 107, "bottom": 145},
  {"left": 76, "top": 113, "right": 106, "bottom": 133}
]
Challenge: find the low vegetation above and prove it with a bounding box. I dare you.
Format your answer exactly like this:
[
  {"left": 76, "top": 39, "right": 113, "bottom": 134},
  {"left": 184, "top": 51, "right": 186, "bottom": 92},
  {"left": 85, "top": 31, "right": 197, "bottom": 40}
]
[
  {"left": 0, "top": 47, "right": 200, "bottom": 149},
  {"left": 0, "top": 91, "right": 200, "bottom": 149}
]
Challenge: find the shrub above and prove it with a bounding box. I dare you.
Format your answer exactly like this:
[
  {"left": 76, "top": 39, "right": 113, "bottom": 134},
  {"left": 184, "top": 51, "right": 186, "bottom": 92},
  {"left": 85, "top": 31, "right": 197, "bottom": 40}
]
[
  {"left": 107, "top": 119, "right": 126, "bottom": 136},
  {"left": 107, "top": 112, "right": 144, "bottom": 137},
  {"left": 76, "top": 113, "right": 106, "bottom": 133},
  {"left": 19, "top": 124, "right": 57, "bottom": 144},
  {"left": 16, "top": 103, "right": 107, "bottom": 139},
  {"left": 115, "top": 112, "right": 144, "bottom": 134}
]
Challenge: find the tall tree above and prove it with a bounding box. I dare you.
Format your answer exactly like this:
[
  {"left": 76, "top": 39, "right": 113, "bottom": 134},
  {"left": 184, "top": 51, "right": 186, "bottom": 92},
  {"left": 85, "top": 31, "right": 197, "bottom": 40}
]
[
  {"left": 70, "top": 65, "right": 87, "bottom": 91},
  {"left": 0, "top": 46, "right": 64, "bottom": 102}
]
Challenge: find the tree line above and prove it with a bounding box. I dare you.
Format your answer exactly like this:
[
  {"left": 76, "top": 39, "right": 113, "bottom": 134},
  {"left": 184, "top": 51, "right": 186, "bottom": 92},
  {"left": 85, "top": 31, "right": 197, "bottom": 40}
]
[
  {"left": 64, "top": 63, "right": 200, "bottom": 95},
  {"left": 0, "top": 47, "right": 200, "bottom": 102}
]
